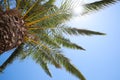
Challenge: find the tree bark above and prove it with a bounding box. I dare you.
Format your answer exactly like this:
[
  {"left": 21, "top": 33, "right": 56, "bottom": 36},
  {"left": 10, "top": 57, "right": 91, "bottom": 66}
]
[{"left": 0, "top": 9, "right": 26, "bottom": 54}]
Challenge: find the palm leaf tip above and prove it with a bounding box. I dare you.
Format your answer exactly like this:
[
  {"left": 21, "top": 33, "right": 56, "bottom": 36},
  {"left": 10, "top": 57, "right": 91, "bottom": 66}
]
[
  {"left": 55, "top": 54, "right": 86, "bottom": 80},
  {"left": 71, "top": 43, "right": 86, "bottom": 51},
  {"left": 41, "top": 63, "right": 52, "bottom": 77},
  {"left": 61, "top": 26, "right": 106, "bottom": 36},
  {"left": 75, "top": 29, "right": 106, "bottom": 36},
  {"left": 68, "top": 64, "right": 86, "bottom": 80}
]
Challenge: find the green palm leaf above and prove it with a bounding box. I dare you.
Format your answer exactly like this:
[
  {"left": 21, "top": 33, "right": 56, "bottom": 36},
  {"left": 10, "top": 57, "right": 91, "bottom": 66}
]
[
  {"left": 38, "top": 60, "right": 52, "bottom": 77},
  {"left": 55, "top": 35, "right": 85, "bottom": 50},
  {"left": 82, "top": 0, "right": 120, "bottom": 15},
  {"left": 33, "top": 50, "right": 52, "bottom": 77},
  {"left": 0, "top": 45, "right": 23, "bottom": 72},
  {"left": 54, "top": 53, "right": 86, "bottom": 80},
  {"left": 58, "top": 25, "right": 106, "bottom": 35}
]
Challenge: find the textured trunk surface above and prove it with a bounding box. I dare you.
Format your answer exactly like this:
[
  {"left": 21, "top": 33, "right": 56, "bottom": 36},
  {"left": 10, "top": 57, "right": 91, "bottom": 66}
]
[{"left": 0, "top": 9, "right": 26, "bottom": 54}]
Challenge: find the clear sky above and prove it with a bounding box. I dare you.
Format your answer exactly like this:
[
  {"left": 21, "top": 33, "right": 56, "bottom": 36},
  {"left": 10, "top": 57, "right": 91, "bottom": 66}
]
[{"left": 0, "top": 0, "right": 120, "bottom": 80}]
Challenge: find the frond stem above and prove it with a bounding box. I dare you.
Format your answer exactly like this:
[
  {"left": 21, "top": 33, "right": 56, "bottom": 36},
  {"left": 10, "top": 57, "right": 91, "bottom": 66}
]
[
  {"left": 25, "top": 7, "right": 53, "bottom": 21},
  {"left": 25, "top": 37, "right": 50, "bottom": 51},
  {"left": 16, "top": 0, "right": 21, "bottom": 10},
  {"left": 22, "top": 0, "right": 38, "bottom": 19},
  {"left": 25, "top": 11, "right": 60, "bottom": 26}
]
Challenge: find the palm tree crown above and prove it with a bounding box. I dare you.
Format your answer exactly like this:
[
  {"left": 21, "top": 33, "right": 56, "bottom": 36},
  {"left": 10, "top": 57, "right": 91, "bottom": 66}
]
[{"left": 0, "top": 0, "right": 119, "bottom": 80}]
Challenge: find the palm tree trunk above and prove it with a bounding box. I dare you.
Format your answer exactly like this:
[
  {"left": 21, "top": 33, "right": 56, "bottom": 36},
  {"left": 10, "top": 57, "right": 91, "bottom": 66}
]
[{"left": 0, "top": 9, "right": 26, "bottom": 54}]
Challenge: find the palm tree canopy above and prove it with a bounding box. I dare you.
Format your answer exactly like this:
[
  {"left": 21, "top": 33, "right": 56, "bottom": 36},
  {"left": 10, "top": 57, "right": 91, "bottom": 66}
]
[{"left": 0, "top": 0, "right": 119, "bottom": 80}]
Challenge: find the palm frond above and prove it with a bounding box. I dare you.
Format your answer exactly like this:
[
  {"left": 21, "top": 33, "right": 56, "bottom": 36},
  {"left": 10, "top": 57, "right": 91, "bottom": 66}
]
[
  {"left": 59, "top": 25, "right": 106, "bottom": 35},
  {"left": 54, "top": 53, "right": 86, "bottom": 80},
  {"left": 25, "top": 0, "right": 72, "bottom": 26},
  {"left": 39, "top": 61, "right": 52, "bottom": 77},
  {"left": 36, "top": 32, "right": 60, "bottom": 48},
  {"left": 26, "top": 38, "right": 61, "bottom": 68},
  {"left": 55, "top": 35, "right": 85, "bottom": 50},
  {"left": 0, "top": 45, "right": 23, "bottom": 72},
  {"left": 82, "top": 0, "right": 120, "bottom": 15},
  {"left": 33, "top": 50, "right": 52, "bottom": 77}
]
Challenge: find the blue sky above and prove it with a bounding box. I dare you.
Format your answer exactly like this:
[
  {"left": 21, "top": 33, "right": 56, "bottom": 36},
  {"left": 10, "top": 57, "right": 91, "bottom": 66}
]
[{"left": 0, "top": 0, "right": 120, "bottom": 80}]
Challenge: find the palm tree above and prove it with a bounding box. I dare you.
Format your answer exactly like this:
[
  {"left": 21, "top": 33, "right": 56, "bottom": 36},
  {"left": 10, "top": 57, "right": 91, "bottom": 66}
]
[{"left": 0, "top": 0, "right": 119, "bottom": 80}]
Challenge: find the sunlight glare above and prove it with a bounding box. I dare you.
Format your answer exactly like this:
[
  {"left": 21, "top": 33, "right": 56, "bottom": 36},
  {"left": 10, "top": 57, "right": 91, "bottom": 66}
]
[{"left": 72, "top": 6, "right": 84, "bottom": 16}]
